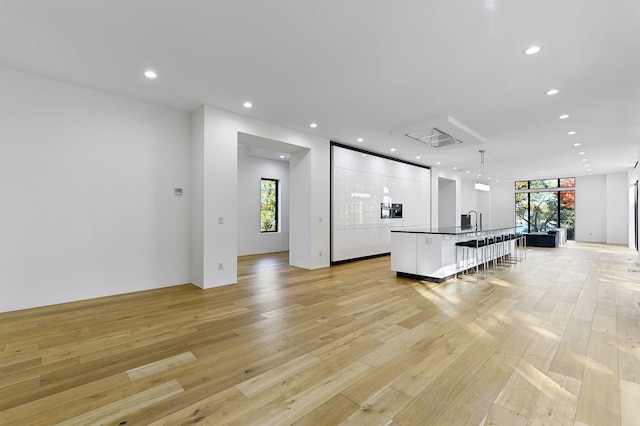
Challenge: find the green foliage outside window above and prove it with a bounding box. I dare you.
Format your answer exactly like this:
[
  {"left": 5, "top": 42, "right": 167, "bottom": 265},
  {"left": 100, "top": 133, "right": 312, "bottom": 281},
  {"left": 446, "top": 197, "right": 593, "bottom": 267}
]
[
  {"left": 261, "top": 178, "right": 278, "bottom": 232},
  {"left": 529, "top": 179, "right": 559, "bottom": 189},
  {"left": 515, "top": 178, "right": 575, "bottom": 239},
  {"left": 559, "top": 190, "right": 575, "bottom": 239},
  {"left": 515, "top": 192, "right": 529, "bottom": 232},
  {"left": 529, "top": 192, "right": 559, "bottom": 231}
]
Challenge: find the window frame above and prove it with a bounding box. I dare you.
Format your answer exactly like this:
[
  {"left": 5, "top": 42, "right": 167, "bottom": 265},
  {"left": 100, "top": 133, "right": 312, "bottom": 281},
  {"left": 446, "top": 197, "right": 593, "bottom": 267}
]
[
  {"left": 260, "top": 177, "right": 279, "bottom": 233},
  {"left": 515, "top": 177, "right": 575, "bottom": 239}
]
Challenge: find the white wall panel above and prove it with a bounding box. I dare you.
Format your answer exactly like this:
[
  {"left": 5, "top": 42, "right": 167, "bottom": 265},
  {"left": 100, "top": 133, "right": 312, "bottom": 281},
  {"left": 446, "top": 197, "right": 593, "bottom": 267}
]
[{"left": 331, "top": 145, "right": 431, "bottom": 262}]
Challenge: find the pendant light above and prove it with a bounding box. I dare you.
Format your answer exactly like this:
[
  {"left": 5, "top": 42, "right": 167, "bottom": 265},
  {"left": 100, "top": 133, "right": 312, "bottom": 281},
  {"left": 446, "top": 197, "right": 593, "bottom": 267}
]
[{"left": 474, "top": 150, "right": 490, "bottom": 191}]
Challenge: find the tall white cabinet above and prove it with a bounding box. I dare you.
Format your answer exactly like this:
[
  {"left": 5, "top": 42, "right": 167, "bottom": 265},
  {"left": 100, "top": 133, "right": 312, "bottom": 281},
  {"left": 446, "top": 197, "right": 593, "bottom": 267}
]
[{"left": 331, "top": 144, "right": 431, "bottom": 262}]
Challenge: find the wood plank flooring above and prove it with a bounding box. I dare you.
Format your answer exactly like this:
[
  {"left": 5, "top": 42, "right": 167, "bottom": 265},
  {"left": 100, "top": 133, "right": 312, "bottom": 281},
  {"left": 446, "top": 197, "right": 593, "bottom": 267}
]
[{"left": 1, "top": 242, "right": 639, "bottom": 425}]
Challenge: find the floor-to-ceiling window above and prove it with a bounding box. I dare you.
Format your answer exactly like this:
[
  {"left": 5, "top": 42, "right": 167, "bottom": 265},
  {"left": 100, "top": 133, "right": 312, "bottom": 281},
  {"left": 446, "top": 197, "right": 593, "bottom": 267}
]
[{"left": 515, "top": 177, "right": 575, "bottom": 239}]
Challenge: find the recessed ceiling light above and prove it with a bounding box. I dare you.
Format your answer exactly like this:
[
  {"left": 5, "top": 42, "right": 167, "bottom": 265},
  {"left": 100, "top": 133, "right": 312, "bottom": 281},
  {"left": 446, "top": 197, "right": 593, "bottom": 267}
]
[
  {"left": 362, "top": 154, "right": 366, "bottom": 157},
  {"left": 436, "top": 162, "right": 441, "bottom": 165},
  {"left": 309, "top": 123, "right": 317, "bottom": 128},
  {"left": 357, "top": 138, "right": 363, "bottom": 142},
  {"left": 558, "top": 114, "right": 570, "bottom": 119},
  {"left": 144, "top": 70, "right": 157, "bottom": 79},
  {"left": 573, "top": 142, "right": 582, "bottom": 146},
  {"left": 582, "top": 158, "right": 588, "bottom": 162},
  {"left": 524, "top": 46, "right": 541, "bottom": 55},
  {"left": 496, "top": 179, "right": 500, "bottom": 183},
  {"left": 546, "top": 89, "right": 559, "bottom": 95},
  {"left": 416, "top": 155, "right": 421, "bottom": 159},
  {"left": 568, "top": 131, "right": 577, "bottom": 135},
  {"left": 466, "top": 170, "right": 470, "bottom": 174},
  {"left": 588, "top": 172, "right": 593, "bottom": 175},
  {"left": 578, "top": 152, "right": 585, "bottom": 155},
  {"left": 478, "top": 174, "right": 482, "bottom": 177},
  {"left": 452, "top": 166, "right": 457, "bottom": 170},
  {"left": 585, "top": 164, "right": 591, "bottom": 167},
  {"left": 488, "top": 177, "right": 492, "bottom": 180},
  {"left": 243, "top": 101, "right": 252, "bottom": 108},
  {"left": 390, "top": 148, "right": 396, "bottom": 152},
  {"left": 279, "top": 155, "right": 285, "bottom": 158}
]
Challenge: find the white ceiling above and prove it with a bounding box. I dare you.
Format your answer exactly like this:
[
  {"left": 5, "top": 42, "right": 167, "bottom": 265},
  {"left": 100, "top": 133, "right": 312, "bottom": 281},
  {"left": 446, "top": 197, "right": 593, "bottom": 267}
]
[{"left": 1, "top": 0, "right": 639, "bottom": 182}]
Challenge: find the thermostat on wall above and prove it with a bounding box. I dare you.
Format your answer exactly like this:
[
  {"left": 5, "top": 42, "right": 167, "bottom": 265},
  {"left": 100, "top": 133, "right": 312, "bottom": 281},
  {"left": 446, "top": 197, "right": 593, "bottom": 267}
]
[{"left": 174, "top": 188, "right": 183, "bottom": 196}]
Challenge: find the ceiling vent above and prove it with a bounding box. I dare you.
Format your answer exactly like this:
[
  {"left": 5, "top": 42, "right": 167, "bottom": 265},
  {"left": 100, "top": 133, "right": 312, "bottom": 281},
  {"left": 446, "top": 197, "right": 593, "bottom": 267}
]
[{"left": 404, "top": 127, "right": 463, "bottom": 148}]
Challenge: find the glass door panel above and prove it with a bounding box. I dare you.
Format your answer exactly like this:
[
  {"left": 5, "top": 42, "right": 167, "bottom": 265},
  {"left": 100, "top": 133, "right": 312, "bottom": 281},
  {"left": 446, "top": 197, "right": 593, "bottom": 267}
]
[
  {"left": 529, "top": 192, "right": 558, "bottom": 232},
  {"left": 515, "top": 193, "right": 529, "bottom": 233},
  {"left": 559, "top": 190, "right": 575, "bottom": 240}
]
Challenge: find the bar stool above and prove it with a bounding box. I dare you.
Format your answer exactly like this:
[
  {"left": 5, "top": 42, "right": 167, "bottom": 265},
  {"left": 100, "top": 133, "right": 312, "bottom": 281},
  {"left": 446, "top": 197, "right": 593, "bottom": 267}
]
[
  {"left": 455, "top": 238, "right": 487, "bottom": 282},
  {"left": 497, "top": 233, "right": 514, "bottom": 266},
  {"left": 495, "top": 235, "right": 507, "bottom": 270},
  {"left": 454, "top": 240, "right": 469, "bottom": 278},
  {"left": 485, "top": 236, "right": 499, "bottom": 272},
  {"left": 503, "top": 234, "right": 517, "bottom": 264},
  {"left": 514, "top": 233, "right": 527, "bottom": 261}
]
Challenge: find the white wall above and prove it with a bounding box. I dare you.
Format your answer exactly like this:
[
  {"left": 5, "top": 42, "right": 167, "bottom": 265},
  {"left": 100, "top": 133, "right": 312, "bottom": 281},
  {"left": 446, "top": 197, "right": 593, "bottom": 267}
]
[
  {"left": 459, "top": 180, "right": 513, "bottom": 228},
  {"left": 477, "top": 191, "right": 491, "bottom": 226},
  {"left": 574, "top": 173, "right": 629, "bottom": 243},
  {"left": 488, "top": 181, "right": 515, "bottom": 227},
  {"left": 478, "top": 175, "right": 628, "bottom": 244},
  {"left": 0, "top": 66, "right": 191, "bottom": 313},
  {"left": 191, "top": 108, "right": 205, "bottom": 286},
  {"left": 460, "top": 180, "right": 478, "bottom": 220},
  {"left": 629, "top": 162, "right": 639, "bottom": 249},
  {"left": 433, "top": 170, "right": 513, "bottom": 229},
  {"left": 237, "top": 145, "right": 289, "bottom": 255},
  {"left": 331, "top": 146, "right": 430, "bottom": 261},
  {"left": 191, "top": 105, "right": 330, "bottom": 290},
  {"left": 606, "top": 172, "right": 628, "bottom": 245},
  {"left": 575, "top": 175, "right": 607, "bottom": 242}
]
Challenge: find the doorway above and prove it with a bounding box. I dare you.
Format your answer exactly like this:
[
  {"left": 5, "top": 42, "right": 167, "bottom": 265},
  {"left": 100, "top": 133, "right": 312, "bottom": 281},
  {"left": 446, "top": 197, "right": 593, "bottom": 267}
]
[{"left": 438, "top": 177, "right": 456, "bottom": 228}]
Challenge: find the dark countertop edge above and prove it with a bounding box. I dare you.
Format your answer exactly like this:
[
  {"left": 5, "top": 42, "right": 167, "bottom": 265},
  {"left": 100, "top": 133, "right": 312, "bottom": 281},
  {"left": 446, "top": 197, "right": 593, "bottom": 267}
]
[{"left": 391, "top": 226, "right": 516, "bottom": 235}]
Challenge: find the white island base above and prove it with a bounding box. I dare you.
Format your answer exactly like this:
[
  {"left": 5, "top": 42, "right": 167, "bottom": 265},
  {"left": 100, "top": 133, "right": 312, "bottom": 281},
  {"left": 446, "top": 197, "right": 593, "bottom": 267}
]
[{"left": 390, "top": 226, "right": 516, "bottom": 282}]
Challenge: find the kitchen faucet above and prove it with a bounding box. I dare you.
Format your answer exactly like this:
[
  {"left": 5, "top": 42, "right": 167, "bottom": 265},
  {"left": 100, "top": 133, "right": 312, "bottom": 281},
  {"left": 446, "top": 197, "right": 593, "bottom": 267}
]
[{"left": 467, "top": 210, "right": 478, "bottom": 229}]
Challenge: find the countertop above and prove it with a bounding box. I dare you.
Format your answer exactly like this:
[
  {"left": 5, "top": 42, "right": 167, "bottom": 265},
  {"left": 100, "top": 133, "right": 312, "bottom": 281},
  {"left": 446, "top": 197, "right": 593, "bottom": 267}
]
[{"left": 390, "top": 225, "right": 516, "bottom": 235}]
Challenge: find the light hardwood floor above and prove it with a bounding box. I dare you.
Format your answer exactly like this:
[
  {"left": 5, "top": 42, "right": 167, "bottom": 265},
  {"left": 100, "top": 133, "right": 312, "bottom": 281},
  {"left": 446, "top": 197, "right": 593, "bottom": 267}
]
[{"left": 1, "top": 242, "right": 639, "bottom": 425}]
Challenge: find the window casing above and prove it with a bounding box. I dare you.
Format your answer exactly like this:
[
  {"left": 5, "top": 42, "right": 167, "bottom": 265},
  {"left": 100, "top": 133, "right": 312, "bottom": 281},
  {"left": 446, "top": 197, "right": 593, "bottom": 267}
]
[{"left": 260, "top": 178, "right": 279, "bottom": 232}]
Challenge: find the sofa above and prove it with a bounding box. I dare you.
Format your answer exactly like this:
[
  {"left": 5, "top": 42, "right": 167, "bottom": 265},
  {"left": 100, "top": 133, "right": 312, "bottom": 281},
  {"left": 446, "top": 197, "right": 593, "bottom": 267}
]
[{"left": 525, "top": 230, "right": 560, "bottom": 248}]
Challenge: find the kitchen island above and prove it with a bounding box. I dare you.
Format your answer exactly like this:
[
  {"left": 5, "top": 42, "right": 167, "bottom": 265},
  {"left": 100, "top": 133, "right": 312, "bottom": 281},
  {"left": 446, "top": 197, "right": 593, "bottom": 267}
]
[{"left": 390, "top": 225, "right": 516, "bottom": 282}]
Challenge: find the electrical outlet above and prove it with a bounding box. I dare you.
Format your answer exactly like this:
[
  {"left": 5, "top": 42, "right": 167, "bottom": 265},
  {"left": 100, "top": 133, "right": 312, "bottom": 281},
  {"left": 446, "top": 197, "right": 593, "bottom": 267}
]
[{"left": 218, "top": 262, "right": 224, "bottom": 270}]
